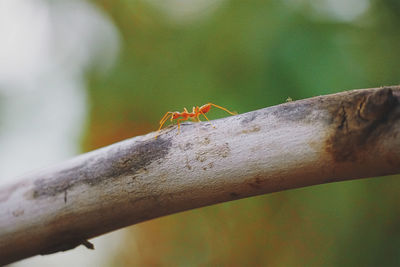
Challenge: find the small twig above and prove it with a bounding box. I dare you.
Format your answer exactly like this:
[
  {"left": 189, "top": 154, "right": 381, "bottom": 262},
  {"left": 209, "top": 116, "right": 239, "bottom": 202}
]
[
  {"left": 81, "top": 240, "right": 94, "bottom": 250},
  {"left": 0, "top": 86, "right": 399, "bottom": 265}
]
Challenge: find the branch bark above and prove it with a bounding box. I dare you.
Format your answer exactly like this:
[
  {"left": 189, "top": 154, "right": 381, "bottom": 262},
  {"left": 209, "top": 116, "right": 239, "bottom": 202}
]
[{"left": 1, "top": 86, "right": 400, "bottom": 265}]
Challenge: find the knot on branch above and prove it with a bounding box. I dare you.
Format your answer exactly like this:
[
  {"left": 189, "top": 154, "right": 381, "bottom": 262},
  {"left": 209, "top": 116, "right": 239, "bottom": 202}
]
[{"left": 326, "top": 87, "right": 399, "bottom": 162}]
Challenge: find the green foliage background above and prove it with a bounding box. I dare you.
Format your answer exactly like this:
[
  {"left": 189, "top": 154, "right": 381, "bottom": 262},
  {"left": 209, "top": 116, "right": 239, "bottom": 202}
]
[{"left": 84, "top": 0, "right": 400, "bottom": 265}]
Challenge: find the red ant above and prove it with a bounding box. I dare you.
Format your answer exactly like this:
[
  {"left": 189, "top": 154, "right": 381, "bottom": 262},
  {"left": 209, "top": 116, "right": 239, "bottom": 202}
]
[{"left": 155, "top": 103, "right": 237, "bottom": 138}]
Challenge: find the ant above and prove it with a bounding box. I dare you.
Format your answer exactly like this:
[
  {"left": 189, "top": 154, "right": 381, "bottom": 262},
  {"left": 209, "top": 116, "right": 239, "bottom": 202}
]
[{"left": 155, "top": 103, "right": 237, "bottom": 138}]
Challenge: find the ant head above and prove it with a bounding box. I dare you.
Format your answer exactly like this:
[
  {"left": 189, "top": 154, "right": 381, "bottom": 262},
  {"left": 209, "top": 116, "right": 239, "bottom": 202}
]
[{"left": 172, "top": 112, "right": 180, "bottom": 119}]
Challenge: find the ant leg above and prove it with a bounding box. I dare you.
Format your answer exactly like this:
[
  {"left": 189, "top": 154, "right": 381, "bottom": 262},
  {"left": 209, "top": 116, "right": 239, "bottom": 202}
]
[
  {"left": 176, "top": 118, "right": 189, "bottom": 134},
  {"left": 199, "top": 111, "right": 215, "bottom": 128},
  {"left": 208, "top": 103, "right": 237, "bottom": 115},
  {"left": 158, "top": 112, "right": 174, "bottom": 132},
  {"left": 159, "top": 111, "right": 173, "bottom": 125},
  {"left": 192, "top": 106, "right": 200, "bottom": 121},
  {"left": 155, "top": 112, "right": 173, "bottom": 139},
  {"left": 160, "top": 115, "right": 173, "bottom": 128},
  {"left": 159, "top": 113, "right": 173, "bottom": 131}
]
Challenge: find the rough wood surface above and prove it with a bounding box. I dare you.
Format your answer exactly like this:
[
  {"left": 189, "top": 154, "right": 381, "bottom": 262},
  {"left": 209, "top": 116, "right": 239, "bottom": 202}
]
[{"left": 1, "top": 86, "right": 399, "bottom": 265}]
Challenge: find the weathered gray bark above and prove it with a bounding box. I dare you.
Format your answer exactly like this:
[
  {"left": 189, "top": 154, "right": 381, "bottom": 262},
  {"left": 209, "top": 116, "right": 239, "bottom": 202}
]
[{"left": 1, "top": 86, "right": 399, "bottom": 265}]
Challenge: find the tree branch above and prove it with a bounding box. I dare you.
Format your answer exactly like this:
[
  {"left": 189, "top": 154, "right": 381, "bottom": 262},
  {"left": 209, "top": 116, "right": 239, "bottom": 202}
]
[{"left": 1, "top": 86, "right": 399, "bottom": 265}]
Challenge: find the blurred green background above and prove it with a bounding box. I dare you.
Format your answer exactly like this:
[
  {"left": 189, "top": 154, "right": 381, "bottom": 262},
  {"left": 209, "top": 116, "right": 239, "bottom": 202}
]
[{"left": 83, "top": 0, "right": 400, "bottom": 266}]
